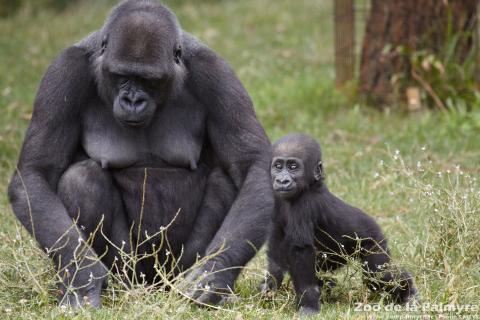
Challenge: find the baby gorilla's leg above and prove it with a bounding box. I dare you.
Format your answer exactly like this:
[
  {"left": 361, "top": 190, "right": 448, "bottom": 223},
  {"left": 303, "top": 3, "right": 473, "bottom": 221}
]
[
  {"left": 288, "top": 246, "right": 321, "bottom": 314},
  {"left": 260, "top": 259, "right": 285, "bottom": 293},
  {"left": 361, "top": 248, "right": 419, "bottom": 303}
]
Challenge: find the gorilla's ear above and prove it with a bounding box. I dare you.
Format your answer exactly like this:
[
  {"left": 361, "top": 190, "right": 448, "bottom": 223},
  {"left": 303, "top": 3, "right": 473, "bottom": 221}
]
[
  {"left": 174, "top": 45, "right": 182, "bottom": 64},
  {"left": 101, "top": 34, "right": 108, "bottom": 55},
  {"left": 313, "top": 161, "right": 324, "bottom": 181}
]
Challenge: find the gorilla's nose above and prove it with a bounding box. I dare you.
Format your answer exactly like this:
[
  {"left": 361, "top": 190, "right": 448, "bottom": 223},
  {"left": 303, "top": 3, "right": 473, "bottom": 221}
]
[
  {"left": 276, "top": 177, "right": 292, "bottom": 187},
  {"left": 119, "top": 94, "right": 147, "bottom": 113}
]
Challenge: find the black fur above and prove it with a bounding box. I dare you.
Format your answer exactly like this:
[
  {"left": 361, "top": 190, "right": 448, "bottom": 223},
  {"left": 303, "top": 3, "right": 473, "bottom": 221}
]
[
  {"left": 262, "top": 134, "right": 418, "bottom": 315},
  {"left": 8, "top": 0, "right": 273, "bottom": 308}
]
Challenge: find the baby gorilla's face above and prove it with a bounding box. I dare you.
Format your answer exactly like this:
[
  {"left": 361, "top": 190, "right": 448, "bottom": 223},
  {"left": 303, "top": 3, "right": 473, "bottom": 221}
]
[{"left": 270, "top": 156, "right": 306, "bottom": 199}]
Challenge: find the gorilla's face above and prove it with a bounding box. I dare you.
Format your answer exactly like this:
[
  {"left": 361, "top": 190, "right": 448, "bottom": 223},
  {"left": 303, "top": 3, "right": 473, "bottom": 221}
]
[
  {"left": 107, "top": 68, "right": 172, "bottom": 128},
  {"left": 271, "top": 134, "right": 324, "bottom": 200},
  {"left": 271, "top": 156, "right": 305, "bottom": 199},
  {"left": 98, "top": 10, "right": 182, "bottom": 128}
]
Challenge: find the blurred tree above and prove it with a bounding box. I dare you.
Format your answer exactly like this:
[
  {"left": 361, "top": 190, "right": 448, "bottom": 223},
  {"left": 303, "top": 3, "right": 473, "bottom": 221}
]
[
  {"left": 0, "top": 0, "right": 21, "bottom": 17},
  {"left": 0, "top": 0, "right": 78, "bottom": 17},
  {"left": 359, "top": 0, "right": 478, "bottom": 108}
]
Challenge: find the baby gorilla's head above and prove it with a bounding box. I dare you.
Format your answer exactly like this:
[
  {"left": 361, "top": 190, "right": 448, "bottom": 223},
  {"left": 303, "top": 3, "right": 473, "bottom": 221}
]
[{"left": 271, "top": 133, "right": 324, "bottom": 200}]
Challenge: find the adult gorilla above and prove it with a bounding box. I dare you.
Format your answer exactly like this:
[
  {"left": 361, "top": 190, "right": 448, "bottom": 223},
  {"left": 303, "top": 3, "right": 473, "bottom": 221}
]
[{"left": 8, "top": 0, "right": 273, "bottom": 308}]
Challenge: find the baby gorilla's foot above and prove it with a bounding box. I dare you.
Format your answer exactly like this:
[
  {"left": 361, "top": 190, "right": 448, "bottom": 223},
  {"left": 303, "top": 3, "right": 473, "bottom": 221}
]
[{"left": 298, "top": 305, "right": 320, "bottom": 316}]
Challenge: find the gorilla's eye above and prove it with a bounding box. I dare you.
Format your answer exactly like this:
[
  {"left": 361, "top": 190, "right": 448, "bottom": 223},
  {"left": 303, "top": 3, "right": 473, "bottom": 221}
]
[
  {"left": 100, "top": 35, "right": 108, "bottom": 55},
  {"left": 288, "top": 163, "right": 298, "bottom": 170},
  {"left": 112, "top": 74, "right": 128, "bottom": 86},
  {"left": 274, "top": 163, "right": 282, "bottom": 170},
  {"left": 174, "top": 46, "right": 182, "bottom": 64}
]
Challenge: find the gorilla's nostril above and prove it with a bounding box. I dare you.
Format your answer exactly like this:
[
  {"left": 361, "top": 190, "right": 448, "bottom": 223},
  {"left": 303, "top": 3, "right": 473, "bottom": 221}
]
[
  {"left": 120, "top": 96, "right": 132, "bottom": 107},
  {"left": 134, "top": 99, "right": 147, "bottom": 111}
]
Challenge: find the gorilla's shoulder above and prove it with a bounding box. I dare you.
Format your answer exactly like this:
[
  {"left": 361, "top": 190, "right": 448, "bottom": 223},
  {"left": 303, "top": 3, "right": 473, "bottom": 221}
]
[
  {"left": 181, "top": 31, "right": 245, "bottom": 95},
  {"left": 74, "top": 31, "right": 101, "bottom": 54},
  {"left": 181, "top": 31, "right": 230, "bottom": 73}
]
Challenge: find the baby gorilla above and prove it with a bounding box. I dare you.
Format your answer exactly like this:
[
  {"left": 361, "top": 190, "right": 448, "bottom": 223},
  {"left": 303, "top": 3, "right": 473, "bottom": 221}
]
[{"left": 260, "top": 134, "right": 418, "bottom": 315}]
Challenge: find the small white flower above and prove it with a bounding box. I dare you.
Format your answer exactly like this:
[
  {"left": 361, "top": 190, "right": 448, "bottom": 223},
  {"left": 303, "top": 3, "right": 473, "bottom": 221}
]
[
  {"left": 165, "top": 250, "right": 170, "bottom": 256},
  {"left": 80, "top": 225, "right": 86, "bottom": 230},
  {"left": 322, "top": 253, "right": 327, "bottom": 259},
  {"left": 114, "top": 256, "right": 118, "bottom": 261},
  {"left": 140, "top": 272, "right": 145, "bottom": 278},
  {"left": 373, "top": 172, "right": 380, "bottom": 178},
  {"left": 379, "top": 160, "right": 384, "bottom": 166},
  {"left": 421, "top": 146, "right": 426, "bottom": 151},
  {"left": 204, "top": 284, "right": 211, "bottom": 291}
]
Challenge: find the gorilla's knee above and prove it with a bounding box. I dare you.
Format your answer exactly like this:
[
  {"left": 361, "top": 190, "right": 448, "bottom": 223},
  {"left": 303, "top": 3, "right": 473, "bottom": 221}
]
[
  {"left": 58, "top": 160, "right": 114, "bottom": 225},
  {"left": 58, "top": 160, "right": 109, "bottom": 194}
]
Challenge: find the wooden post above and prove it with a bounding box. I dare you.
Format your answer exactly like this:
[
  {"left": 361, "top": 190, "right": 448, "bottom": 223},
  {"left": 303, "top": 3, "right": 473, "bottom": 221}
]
[
  {"left": 475, "top": 1, "right": 480, "bottom": 85},
  {"left": 334, "top": 0, "right": 355, "bottom": 87}
]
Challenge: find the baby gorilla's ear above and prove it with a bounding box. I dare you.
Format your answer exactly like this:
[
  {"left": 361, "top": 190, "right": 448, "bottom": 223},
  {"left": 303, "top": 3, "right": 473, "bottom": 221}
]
[{"left": 313, "top": 161, "right": 324, "bottom": 181}]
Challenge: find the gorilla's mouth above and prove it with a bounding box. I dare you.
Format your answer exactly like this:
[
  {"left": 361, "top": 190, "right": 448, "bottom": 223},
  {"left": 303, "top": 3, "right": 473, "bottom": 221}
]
[{"left": 122, "top": 120, "right": 146, "bottom": 127}]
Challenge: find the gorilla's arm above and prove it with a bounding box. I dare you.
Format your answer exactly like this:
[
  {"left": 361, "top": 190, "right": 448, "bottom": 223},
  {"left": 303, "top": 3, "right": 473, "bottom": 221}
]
[
  {"left": 8, "top": 47, "right": 106, "bottom": 306},
  {"left": 185, "top": 42, "right": 274, "bottom": 301}
]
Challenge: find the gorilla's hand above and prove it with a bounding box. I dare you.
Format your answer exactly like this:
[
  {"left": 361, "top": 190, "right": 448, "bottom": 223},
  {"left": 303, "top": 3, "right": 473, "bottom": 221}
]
[
  {"left": 58, "top": 258, "right": 108, "bottom": 309},
  {"left": 183, "top": 262, "right": 234, "bottom": 306}
]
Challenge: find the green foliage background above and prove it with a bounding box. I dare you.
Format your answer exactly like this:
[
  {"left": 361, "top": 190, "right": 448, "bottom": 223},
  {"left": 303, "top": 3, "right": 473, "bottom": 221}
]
[{"left": 0, "top": 1, "right": 479, "bottom": 319}]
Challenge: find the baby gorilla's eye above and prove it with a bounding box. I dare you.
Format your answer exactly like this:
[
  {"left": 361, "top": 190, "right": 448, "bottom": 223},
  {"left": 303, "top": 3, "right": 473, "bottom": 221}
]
[
  {"left": 274, "top": 163, "right": 282, "bottom": 169},
  {"left": 288, "top": 164, "right": 298, "bottom": 170}
]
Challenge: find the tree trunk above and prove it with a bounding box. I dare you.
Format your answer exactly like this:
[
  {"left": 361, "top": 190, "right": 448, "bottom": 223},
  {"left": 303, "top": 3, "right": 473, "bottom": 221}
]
[
  {"left": 334, "top": 0, "right": 355, "bottom": 87},
  {"left": 359, "top": 0, "right": 479, "bottom": 108}
]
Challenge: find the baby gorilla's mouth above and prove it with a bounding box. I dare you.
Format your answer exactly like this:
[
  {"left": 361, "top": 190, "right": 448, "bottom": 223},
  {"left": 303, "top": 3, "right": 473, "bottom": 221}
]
[{"left": 273, "top": 186, "right": 295, "bottom": 194}]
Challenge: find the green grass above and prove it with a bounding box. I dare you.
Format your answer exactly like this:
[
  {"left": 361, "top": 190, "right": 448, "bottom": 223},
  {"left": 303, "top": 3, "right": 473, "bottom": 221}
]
[{"left": 1, "top": 0, "right": 479, "bottom": 319}]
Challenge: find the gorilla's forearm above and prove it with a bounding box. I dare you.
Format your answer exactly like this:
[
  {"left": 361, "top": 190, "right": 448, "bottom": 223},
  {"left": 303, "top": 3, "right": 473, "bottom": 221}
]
[
  {"left": 204, "top": 162, "right": 274, "bottom": 281},
  {"left": 8, "top": 170, "right": 91, "bottom": 265}
]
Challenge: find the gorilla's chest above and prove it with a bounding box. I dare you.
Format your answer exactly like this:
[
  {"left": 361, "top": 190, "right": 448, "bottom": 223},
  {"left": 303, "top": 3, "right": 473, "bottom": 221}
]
[{"left": 81, "top": 100, "right": 206, "bottom": 169}]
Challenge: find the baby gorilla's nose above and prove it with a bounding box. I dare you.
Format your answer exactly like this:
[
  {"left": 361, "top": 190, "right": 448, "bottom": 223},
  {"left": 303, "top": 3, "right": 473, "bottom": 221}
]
[{"left": 277, "top": 177, "right": 292, "bottom": 186}]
